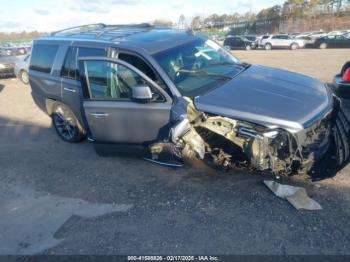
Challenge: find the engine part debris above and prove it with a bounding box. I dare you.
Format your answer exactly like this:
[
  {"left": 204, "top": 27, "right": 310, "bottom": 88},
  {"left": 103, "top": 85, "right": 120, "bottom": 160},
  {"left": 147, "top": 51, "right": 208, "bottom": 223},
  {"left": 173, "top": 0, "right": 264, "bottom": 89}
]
[
  {"left": 264, "top": 180, "right": 322, "bottom": 210},
  {"left": 148, "top": 96, "right": 350, "bottom": 177}
]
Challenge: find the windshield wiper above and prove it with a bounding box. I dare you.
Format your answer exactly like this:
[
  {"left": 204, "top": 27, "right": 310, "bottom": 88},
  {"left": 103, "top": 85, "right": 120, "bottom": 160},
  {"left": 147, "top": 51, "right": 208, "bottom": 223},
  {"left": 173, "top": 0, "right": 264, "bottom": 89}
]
[
  {"left": 177, "top": 69, "right": 233, "bottom": 80},
  {"left": 207, "top": 61, "right": 248, "bottom": 69}
]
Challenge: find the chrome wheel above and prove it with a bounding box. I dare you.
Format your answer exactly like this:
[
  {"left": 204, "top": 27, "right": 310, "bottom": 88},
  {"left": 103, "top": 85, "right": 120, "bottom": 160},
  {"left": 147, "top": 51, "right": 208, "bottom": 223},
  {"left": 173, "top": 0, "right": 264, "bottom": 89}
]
[
  {"left": 320, "top": 43, "right": 327, "bottom": 49},
  {"left": 291, "top": 43, "right": 298, "bottom": 50},
  {"left": 20, "top": 70, "right": 29, "bottom": 84},
  {"left": 265, "top": 44, "right": 272, "bottom": 50}
]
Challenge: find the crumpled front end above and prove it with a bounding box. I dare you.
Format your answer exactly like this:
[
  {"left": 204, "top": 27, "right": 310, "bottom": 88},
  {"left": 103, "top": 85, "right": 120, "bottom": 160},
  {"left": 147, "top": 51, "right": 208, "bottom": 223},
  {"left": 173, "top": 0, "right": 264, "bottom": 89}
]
[{"left": 149, "top": 97, "right": 350, "bottom": 176}]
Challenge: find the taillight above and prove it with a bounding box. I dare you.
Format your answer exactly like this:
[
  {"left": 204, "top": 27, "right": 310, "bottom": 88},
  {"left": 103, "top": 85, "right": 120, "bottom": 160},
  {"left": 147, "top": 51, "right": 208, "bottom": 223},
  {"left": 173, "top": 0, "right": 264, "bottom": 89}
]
[{"left": 343, "top": 68, "right": 350, "bottom": 82}]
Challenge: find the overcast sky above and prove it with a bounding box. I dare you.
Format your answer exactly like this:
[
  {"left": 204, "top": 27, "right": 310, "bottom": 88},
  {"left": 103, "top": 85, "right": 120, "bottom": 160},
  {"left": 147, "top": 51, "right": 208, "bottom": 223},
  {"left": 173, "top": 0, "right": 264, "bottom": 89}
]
[{"left": 0, "top": 0, "right": 285, "bottom": 32}]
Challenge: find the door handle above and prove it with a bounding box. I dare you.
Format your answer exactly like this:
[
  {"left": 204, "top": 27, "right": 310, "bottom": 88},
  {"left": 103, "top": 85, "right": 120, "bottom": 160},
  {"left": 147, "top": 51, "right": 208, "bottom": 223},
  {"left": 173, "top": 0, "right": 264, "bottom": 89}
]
[
  {"left": 90, "top": 112, "right": 109, "bottom": 118},
  {"left": 63, "top": 87, "right": 77, "bottom": 93}
]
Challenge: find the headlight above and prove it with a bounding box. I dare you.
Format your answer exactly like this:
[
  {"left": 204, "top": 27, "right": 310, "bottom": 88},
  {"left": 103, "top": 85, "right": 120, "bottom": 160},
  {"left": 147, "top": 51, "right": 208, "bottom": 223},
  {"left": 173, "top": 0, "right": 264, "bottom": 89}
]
[{"left": 0, "top": 64, "right": 5, "bottom": 69}]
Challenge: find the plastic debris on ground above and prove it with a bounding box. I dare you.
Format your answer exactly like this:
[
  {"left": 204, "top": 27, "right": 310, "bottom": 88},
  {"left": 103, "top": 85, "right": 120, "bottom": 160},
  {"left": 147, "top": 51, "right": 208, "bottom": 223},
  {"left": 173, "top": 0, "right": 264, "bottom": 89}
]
[{"left": 263, "top": 180, "right": 322, "bottom": 210}]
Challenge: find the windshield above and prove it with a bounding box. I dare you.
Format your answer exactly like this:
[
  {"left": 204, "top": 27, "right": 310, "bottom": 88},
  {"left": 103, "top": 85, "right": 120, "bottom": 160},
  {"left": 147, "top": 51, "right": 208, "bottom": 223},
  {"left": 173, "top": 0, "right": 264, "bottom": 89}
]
[{"left": 153, "top": 38, "right": 246, "bottom": 97}]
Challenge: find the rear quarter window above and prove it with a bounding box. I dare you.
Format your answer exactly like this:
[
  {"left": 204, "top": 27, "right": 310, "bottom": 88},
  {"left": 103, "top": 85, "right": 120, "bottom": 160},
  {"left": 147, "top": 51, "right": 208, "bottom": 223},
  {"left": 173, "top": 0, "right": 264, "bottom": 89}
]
[{"left": 30, "top": 44, "right": 58, "bottom": 73}]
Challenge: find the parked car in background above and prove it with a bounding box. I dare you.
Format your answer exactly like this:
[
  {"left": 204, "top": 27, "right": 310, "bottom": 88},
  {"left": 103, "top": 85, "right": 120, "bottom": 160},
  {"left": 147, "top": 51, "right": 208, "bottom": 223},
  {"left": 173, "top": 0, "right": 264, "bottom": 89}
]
[
  {"left": 327, "top": 30, "right": 344, "bottom": 36},
  {"left": 314, "top": 35, "right": 350, "bottom": 48},
  {"left": 333, "top": 61, "right": 350, "bottom": 97},
  {"left": 223, "top": 36, "right": 256, "bottom": 50},
  {"left": 0, "top": 50, "right": 16, "bottom": 78},
  {"left": 296, "top": 31, "right": 324, "bottom": 39},
  {"left": 260, "top": 34, "right": 305, "bottom": 50},
  {"left": 14, "top": 54, "right": 30, "bottom": 84},
  {"left": 298, "top": 36, "right": 319, "bottom": 48}
]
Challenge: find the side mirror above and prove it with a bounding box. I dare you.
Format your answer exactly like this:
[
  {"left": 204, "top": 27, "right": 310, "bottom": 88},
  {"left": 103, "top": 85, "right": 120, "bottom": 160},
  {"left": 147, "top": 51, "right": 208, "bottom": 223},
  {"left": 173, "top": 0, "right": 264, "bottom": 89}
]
[{"left": 132, "top": 85, "right": 153, "bottom": 101}]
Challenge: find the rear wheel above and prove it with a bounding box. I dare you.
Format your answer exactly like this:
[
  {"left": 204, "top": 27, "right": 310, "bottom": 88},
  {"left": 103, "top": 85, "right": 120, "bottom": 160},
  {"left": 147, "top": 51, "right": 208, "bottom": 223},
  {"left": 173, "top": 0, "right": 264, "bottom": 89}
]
[
  {"left": 265, "top": 43, "right": 272, "bottom": 50},
  {"left": 245, "top": 45, "right": 252, "bottom": 51},
  {"left": 319, "top": 43, "right": 327, "bottom": 49},
  {"left": 290, "top": 43, "right": 299, "bottom": 50},
  {"left": 19, "top": 70, "right": 29, "bottom": 84},
  {"left": 224, "top": 45, "right": 231, "bottom": 50},
  {"left": 52, "top": 103, "right": 85, "bottom": 143}
]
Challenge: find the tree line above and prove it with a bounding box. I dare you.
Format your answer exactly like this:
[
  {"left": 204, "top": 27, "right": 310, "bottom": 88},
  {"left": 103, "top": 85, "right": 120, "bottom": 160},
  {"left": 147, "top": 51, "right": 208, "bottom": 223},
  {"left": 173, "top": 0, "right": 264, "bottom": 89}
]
[
  {"left": 0, "top": 31, "right": 48, "bottom": 42},
  {"left": 187, "top": 0, "right": 350, "bottom": 34}
]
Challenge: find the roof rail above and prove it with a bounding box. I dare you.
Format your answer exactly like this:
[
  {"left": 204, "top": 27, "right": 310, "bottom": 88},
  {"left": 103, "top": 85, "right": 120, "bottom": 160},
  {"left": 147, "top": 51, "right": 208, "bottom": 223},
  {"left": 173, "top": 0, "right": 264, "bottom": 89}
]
[
  {"left": 50, "top": 23, "right": 154, "bottom": 37},
  {"left": 50, "top": 23, "right": 107, "bottom": 36}
]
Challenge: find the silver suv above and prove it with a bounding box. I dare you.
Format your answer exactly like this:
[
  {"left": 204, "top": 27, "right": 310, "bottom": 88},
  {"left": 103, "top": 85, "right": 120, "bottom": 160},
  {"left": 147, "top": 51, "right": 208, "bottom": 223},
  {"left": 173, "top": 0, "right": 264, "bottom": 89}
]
[
  {"left": 28, "top": 24, "right": 349, "bottom": 176},
  {"left": 261, "top": 34, "right": 305, "bottom": 50}
]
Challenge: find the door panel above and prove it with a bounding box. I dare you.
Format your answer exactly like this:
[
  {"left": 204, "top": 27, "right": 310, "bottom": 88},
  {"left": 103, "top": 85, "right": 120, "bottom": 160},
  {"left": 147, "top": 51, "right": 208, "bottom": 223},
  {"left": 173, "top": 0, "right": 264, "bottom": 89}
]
[
  {"left": 61, "top": 78, "right": 84, "bottom": 125},
  {"left": 79, "top": 57, "right": 172, "bottom": 144},
  {"left": 84, "top": 100, "right": 171, "bottom": 143}
]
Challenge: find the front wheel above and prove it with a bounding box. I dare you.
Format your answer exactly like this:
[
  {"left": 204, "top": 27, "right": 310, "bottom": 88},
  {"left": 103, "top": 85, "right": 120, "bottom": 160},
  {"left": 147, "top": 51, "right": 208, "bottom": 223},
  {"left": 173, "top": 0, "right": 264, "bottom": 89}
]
[
  {"left": 265, "top": 43, "right": 272, "bottom": 50},
  {"left": 19, "top": 70, "right": 29, "bottom": 84},
  {"left": 245, "top": 45, "right": 252, "bottom": 51},
  {"left": 52, "top": 103, "right": 85, "bottom": 143}
]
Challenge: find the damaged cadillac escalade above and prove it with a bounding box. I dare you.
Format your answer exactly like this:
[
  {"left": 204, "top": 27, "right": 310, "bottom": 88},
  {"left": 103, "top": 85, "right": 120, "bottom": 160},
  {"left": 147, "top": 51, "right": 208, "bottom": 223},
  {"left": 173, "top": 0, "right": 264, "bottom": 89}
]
[{"left": 28, "top": 24, "right": 350, "bottom": 177}]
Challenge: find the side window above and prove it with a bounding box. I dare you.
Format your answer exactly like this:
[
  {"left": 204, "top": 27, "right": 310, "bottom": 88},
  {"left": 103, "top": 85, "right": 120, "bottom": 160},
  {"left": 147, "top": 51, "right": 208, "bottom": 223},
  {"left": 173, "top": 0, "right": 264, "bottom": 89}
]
[
  {"left": 118, "top": 53, "right": 157, "bottom": 81},
  {"left": 30, "top": 44, "right": 58, "bottom": 73},
  {"left": 336, "top": 35, "right": 344, "bottom": 40},
  {"left": 84, "top": 61, "right": 156, "bottom": 100},
  {"left": 61, "top": 47, "right": 77, "bottom": 79},
  {"left": 62, "top": 47, "right": 105, "bottom": 79},
  {"left": 272, "top": 36, "right": 278, "bottom": 39}
]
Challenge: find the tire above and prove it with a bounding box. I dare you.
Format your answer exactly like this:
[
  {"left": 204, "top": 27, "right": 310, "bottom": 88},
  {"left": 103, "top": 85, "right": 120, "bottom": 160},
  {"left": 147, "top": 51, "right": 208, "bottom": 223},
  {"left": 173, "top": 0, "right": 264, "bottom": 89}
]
[
  {"left": 265, "top": 43, "right": 272, "bottom": 50},
  {"left": 224, "top": 45, "right": 231, "bottom": 50},
  {"left": 319, "top": 43, "right": 327, "bottom": 49},
  {"left": 245, "top": 45, "right": 252, "bottom": 51},
  {"left": 290, "top": 43, "right": 299, "bottom": 50},
  {"left": 19, "top": 70, "right": 29, "bottom": 84},
  {"left": 52, "top": 103, "right": 85, "bottom": 143}
]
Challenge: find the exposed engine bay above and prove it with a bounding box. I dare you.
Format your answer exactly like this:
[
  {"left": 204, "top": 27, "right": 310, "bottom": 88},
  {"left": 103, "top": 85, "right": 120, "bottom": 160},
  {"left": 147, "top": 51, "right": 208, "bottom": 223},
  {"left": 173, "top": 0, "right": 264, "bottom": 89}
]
[{"left": 149, "top": 96, "right": 350, "bottom": 177}]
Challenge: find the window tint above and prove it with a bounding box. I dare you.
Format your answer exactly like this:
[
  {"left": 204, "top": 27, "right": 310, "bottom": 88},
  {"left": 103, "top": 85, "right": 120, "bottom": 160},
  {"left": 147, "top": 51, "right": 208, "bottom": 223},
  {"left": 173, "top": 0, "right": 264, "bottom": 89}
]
[
  {"left": 30, "top": 44, "right": 58, "bottom": 73},
  {"left": 85, "top": 61, "right": 147, "bottom": 100},
  {"left": 62, "top": 47, "right": 105, "bottom": 79},
  {"left": 336, "top": 35, "right": 345, "bottom": 40},
  {"left": 118, "top": 53, "right": 157, "bottom": 81},
  {"left": 61, "top": 47, "right": 77, "bottom": 79}
]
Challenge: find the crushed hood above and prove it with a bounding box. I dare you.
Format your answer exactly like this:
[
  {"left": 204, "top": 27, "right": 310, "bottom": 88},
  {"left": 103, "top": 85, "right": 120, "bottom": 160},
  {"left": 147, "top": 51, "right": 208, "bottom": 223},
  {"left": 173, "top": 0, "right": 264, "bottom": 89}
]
[{"left": 194, "top": 65, "right": 333, "bottom": 132}]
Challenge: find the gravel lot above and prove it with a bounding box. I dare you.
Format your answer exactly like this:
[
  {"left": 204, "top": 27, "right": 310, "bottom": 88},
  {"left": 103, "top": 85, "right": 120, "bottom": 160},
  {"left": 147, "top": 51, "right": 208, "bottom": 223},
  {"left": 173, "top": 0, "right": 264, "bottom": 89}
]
[{"left": 0, "top": 49, "right": 349, "bottom": 255}]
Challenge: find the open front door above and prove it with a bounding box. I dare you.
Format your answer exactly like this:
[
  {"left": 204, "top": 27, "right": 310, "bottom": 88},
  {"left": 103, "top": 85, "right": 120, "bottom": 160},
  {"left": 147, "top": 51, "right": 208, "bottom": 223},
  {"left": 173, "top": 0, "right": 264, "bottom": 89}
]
[{"left": 78, "top": 57, "right": 172, "bottom": 144}]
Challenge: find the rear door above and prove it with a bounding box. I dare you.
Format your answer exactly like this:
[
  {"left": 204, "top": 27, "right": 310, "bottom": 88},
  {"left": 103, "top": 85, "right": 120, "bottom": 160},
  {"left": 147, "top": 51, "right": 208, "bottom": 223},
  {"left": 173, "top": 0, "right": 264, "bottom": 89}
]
[
  {"left": 335, "top": 35, "right": 348, "bottom": 48},
  {"left": 61, "top": 46, "right": 107, "bottom": 125},
  {"left": 280, "top": 35, "right": 290, "bottom": 47},
  {"left": 78, "top": 57, "right": 172, "bottom": 143}
]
